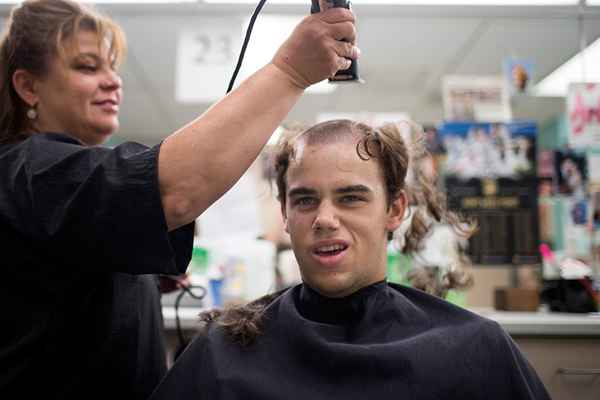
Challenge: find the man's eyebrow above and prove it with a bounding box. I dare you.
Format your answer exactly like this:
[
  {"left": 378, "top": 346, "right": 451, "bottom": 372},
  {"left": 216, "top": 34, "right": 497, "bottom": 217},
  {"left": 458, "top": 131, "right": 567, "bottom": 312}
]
[
  {"left": 288, "top": 187, "right": 318, "bottom": 197},
  {"left": 335, "top": 185, "right": 372, "bottom": 194}
]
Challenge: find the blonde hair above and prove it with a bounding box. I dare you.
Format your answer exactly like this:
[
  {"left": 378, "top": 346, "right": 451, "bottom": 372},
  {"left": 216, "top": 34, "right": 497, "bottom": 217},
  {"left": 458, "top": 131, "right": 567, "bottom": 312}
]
[{"left": 0, "top": 0, "right": 126, "bottom": 143}]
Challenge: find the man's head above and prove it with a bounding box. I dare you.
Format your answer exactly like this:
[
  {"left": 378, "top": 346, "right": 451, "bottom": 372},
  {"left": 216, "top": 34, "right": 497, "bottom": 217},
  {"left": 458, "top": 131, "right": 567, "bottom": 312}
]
[{"left": 273, "top": 120, "right": 411, "bottom": 298}]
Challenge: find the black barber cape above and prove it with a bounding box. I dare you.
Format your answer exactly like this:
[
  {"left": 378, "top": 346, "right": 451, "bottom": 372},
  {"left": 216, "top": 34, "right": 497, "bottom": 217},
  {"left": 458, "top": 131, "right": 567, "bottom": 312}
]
[
  {"left": 151, "top": 281, "right": 551, "bottom": 400},
  {"left": 0, "top": 133, "right": 194, "bottom": 400}
]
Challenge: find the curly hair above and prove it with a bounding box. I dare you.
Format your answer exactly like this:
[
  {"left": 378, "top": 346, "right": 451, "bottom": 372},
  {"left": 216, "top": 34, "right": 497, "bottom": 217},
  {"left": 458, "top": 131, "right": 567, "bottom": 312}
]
[{"left": 202, "top": 119, "right": 476, "bottom": 345}]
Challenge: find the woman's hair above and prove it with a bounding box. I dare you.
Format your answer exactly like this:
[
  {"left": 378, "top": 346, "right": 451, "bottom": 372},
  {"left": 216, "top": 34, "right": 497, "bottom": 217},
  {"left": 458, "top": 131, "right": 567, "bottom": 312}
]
[
  {"left": 201, "top": 119, "right": 476, "bottom": 345},
  {"left": 0, "top": 0, "right": 126, "bottom": 144}
]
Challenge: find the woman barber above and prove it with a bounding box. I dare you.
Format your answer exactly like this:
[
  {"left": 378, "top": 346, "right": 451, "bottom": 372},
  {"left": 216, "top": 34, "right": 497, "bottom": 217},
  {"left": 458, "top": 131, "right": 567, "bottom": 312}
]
[{"left": 0, "top": 1, "right": 358, "bottom": 399}]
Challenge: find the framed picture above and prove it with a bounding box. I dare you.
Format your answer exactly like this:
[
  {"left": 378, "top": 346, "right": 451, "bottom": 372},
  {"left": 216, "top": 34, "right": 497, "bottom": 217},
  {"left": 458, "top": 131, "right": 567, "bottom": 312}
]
[{"left": 442, "top": 75, "right": 511, "bottom": 122}]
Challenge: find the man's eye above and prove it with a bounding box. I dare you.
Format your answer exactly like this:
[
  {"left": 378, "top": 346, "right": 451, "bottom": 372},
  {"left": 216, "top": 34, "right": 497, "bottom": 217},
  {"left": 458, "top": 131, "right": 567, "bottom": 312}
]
[
  {"left": 340, "top": 195, "right": 363, "bottom": 203},
  {"left": 293, "top": 197, "right": 316, "bottom": 207}
]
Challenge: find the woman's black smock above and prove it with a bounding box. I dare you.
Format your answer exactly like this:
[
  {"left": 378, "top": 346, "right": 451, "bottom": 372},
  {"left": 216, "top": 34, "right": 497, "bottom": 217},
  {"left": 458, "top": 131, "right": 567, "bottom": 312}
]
[{"left": 0, "top": 133, "right": 194, "bottom": 399}]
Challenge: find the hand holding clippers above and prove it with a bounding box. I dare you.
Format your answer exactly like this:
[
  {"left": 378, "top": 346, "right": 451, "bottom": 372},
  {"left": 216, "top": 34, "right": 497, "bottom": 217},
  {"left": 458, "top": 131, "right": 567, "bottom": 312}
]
[{"left": 311, "top": 0, "right": 361, "bottom": 83}]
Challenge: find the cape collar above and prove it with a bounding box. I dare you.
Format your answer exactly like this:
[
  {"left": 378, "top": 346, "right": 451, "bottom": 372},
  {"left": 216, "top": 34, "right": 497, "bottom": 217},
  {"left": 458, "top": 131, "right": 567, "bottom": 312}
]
[{"left": 296, "top": 280, "right": 388, "bottom": 325}]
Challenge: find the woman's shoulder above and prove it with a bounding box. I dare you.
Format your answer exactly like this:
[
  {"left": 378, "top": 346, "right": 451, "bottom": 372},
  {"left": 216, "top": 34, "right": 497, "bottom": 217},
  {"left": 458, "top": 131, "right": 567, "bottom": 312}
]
[{"left": 2, "top": 132, "right": 155, "bottom": 170}]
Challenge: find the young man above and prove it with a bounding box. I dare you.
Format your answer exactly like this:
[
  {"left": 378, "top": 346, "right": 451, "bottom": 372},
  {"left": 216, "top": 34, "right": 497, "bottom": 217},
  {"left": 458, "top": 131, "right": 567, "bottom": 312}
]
[{"left": 150, "top": 120, "right": 551, "bottom": 400}]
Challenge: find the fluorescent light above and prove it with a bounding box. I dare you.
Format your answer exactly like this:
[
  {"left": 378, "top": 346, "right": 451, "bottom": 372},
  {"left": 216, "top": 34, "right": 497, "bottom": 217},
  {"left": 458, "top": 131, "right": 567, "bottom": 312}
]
[
  {"left": 205, "top": 0, "right": 578, "bottom": 5},
  {"left": 95, "top": 0, "right": 197, "bottom": 2},
  {"left": 0, "top": 0, "right": 580, "bottom": 5},
  {"left": 0, "top": 0, "right": 197, "bottom": 3},
  {"left": 534, "top": 37, "right": 600, "bottom": 97}
]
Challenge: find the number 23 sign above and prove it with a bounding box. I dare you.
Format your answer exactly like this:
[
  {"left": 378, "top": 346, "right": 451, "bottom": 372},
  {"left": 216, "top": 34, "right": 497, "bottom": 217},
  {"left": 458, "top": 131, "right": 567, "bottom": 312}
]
[{"left": 176, "top": 19, "right": 243, "bottom": 103}]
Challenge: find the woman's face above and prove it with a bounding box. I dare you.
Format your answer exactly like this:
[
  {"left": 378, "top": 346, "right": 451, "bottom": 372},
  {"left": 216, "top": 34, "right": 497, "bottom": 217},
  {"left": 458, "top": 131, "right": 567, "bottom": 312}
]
[{"left": 33, "top": 30, "right": 122, "bottom": 146}]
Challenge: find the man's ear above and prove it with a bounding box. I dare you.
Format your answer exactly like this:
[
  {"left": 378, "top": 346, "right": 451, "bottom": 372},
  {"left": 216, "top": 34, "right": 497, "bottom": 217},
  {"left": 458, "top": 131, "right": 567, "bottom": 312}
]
[
  {"left": 386, "top": 191, "right": 407, "bottom": 233},
  {"left": 12, "top": 69, "right": 39, "bottom": 107}
]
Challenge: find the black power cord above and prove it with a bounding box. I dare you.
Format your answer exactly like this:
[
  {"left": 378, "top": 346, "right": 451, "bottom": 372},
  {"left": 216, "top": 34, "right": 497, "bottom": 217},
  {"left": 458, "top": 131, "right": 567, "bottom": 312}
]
[
  {"left": 227, "top": 0, "right": 268, "bottom": 94},
  {"left": 171, "top": 280, "right": 207, "bottom": 360}
]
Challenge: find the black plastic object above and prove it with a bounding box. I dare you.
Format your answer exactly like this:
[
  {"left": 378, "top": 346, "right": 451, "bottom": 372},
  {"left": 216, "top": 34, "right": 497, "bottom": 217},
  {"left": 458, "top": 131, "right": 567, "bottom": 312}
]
[
  {"left": 311, "top": 0, "right": 360, "bottom": 82},
  {"left": 540, "top": 278, "right": 598, "bottom": 313}
]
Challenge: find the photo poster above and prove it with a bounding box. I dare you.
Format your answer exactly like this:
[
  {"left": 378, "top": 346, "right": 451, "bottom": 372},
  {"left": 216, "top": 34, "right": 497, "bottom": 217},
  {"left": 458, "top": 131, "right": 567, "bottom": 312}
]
[
  {"left": 423, "top": 125, "right": 445, "bottom": 155},
  {"left": 554, "top": 149, "right": 588, "bottom": 197},
  {"left": 587, "top": 149, "right": 600, "bottom": 190},
  {"left": 537, "top": 150, "right": 555, "bottom": 196},
  {"left": 442, "top": 75, "right": 512, "bottom": 122},
  {"left": 587, "top": 150, "right": 600, "bottom": 231},
  {"left": 503, "top": 58, "right": 534, "bottom": 95},
  {"left": 438, "top": 121, "right": 537, "bottom": 180},
  {"left": 423, "top": 125, "right": 447, "bottom": 176},
  {"left": 562, "top": 196, "right": 591, "bottom": 259},
  {"left": 591, "top": 190, "right": 600, "bottom": 230},
  {"left": 567, "top": 83, "right": 600, "bottom": 148}
]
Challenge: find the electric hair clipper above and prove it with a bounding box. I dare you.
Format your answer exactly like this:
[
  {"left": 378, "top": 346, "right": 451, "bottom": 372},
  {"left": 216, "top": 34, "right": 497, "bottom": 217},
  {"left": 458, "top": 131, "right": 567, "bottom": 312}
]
[{"left": 311, "top": 0, "right": 360, "bottom": 82}]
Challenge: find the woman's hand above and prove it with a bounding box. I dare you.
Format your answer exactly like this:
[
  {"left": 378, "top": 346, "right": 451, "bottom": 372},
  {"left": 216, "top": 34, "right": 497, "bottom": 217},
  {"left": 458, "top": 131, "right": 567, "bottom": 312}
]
[
  {"left": 158, "top": 274, "right": 191, "bottom": 294},
  {"left": 272, "top": 7, "right": 359, "bottom": 89},
  {"left": 159, "top": 8, "right": 359, "bottom": 232}
]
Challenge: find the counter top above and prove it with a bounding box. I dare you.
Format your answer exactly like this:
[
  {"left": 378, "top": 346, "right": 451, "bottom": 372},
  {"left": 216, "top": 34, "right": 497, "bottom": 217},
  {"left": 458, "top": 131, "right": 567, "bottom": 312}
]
[
  {"left": 472, "top": 308, "right": 600, "bottom": 337},
  {"left": 162, "top": 307, "right": 600, "bottom": 337}
]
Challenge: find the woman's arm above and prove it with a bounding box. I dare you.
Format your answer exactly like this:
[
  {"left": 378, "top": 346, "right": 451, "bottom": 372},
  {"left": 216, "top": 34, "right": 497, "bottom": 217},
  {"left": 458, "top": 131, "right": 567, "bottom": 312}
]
[{"left": 158, "top": 8, "right": 358, "bottom": 231}]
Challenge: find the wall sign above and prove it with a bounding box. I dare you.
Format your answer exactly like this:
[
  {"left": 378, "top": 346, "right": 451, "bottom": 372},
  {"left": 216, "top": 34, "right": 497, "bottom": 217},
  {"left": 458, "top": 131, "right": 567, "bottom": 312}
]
[
  {"left": 567, "top": 82, "right": 600, "bottom": 148},
  {"left": 176, "top": 19, "right": 243, "bottom": 103}
]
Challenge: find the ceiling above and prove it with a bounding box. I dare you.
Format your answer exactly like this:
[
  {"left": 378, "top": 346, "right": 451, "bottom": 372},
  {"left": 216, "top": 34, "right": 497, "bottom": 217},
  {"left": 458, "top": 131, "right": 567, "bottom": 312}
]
[{"left": 2, "top": 3, "right": 600, "bottom": 144}]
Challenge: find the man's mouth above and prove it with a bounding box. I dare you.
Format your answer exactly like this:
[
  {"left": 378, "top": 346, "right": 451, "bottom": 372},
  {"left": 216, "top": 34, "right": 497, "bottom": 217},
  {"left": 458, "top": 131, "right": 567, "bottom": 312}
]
[{"left": 314, "top": 243, "right": 348, "bottom": 256}]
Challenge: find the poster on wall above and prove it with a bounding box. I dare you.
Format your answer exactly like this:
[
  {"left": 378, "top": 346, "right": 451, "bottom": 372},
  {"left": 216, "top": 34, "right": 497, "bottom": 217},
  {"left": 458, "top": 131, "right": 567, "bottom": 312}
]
[
  {"left": 591, "top": 190, "right": 600, "bottom": 230},
  {"left": 567, "top": 82, "right": 600, "bottom": 148},
  {"left": 503, "top": 59, "right": 534, "bottom": 95},
  {"left": 562, "top": 196, "right": 591, "bottom": 258},
  {"left": 587, "top": 149, "right": 600, "bottom": 190},
  {"left": 438, "top": 121, "right": 537, "bottom": 180},
  {"left": 442, "top": 75, "right": 512, "bottom": 122},
  {"left": 554, "top": 150, "right": 587, "bottom": 197}
]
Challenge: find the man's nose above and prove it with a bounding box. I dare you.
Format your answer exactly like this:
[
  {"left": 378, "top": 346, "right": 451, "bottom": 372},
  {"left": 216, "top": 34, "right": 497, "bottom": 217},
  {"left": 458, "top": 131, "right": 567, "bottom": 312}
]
[{"left": 312, "top": 201, "right": 339, "bottom": 232}]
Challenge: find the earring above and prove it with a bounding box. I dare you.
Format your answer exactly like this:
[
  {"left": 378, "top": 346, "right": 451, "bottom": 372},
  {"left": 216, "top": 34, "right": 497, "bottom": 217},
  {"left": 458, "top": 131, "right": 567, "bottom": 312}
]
[{"left": 26, "top": 107, "right": 37, "bottom": 120}]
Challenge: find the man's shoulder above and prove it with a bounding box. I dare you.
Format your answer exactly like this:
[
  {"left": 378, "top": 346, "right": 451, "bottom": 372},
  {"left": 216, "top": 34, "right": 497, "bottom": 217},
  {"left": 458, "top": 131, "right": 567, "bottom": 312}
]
[{"left": 387, "top": 282, "right": 499, "bottom": 332}]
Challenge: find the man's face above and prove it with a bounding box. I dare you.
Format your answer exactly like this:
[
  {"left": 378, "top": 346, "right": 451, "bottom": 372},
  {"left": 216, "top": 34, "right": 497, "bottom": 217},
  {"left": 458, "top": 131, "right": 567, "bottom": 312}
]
[{"left": 283, "top": 137, "right": 405, "bottom": 298}]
